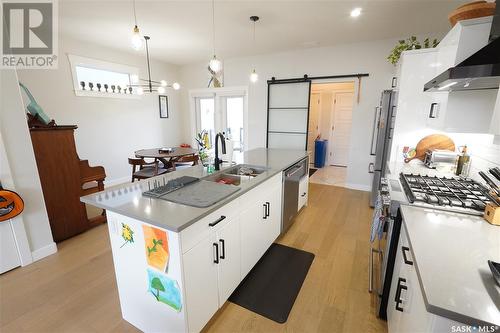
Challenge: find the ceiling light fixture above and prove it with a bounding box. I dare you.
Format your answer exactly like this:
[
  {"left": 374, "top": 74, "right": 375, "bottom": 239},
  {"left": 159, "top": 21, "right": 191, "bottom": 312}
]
[
  {"left": 131, "top": 0, "right": 143, "bottom": 50},
  {"left": 128, "top": 36, "right": 180, "bottom": 94},
  {"left": 208, "top": 0, "right": 222, "bottom": 73},
  {"left": 350, "top": 7, "right": 362, "bottom": 18},
  {"left": 249, "top": 15, "right": 259, "bottom": 83}
]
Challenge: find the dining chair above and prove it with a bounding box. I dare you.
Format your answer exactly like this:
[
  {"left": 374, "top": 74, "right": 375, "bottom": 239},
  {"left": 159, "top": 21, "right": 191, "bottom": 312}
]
[
  {"left": 174, "top": 154, "right": 199, "bottom": 170},
  {"left": 128, "top": 157, "right": 168, "bottom": 182}
]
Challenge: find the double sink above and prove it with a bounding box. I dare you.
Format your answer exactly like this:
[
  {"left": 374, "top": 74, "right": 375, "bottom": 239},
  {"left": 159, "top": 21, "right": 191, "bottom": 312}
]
[{"left": 203, "top": 164, "right": 267, "bottom": 186}]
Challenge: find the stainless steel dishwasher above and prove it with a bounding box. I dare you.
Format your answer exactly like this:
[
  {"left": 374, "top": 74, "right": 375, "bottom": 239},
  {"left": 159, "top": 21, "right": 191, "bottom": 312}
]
[{"left": 282, "top": 157, "right": 308, "bottom": 233}]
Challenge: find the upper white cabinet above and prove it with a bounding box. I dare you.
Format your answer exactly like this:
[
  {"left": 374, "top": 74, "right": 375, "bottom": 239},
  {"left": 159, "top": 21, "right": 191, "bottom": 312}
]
[{"left": 391, "top": 16, "right": 497, "bottom": 151}]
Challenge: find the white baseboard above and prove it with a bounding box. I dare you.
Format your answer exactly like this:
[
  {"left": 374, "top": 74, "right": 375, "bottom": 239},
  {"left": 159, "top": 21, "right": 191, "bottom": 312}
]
[
  {"left": 346, "top": 183, "right": 371, "bottom": 192},
  {"left": 31, "top": 242, "right": 57, "bottom": 262}
]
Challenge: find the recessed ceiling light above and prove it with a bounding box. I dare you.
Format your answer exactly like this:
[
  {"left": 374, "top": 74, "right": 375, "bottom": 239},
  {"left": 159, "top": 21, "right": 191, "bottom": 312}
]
[{"left": 350, "top": 7, "right": 362, "bottom": 18}]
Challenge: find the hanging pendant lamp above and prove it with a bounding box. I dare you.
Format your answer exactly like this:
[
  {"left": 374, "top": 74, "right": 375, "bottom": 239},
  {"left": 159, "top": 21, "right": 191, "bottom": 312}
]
[
  {"left": 249, "top": 15, "right": 259, "bottom": 83},
  {"left": 208, "top": 0, "right": 222, "bottom": 73}
]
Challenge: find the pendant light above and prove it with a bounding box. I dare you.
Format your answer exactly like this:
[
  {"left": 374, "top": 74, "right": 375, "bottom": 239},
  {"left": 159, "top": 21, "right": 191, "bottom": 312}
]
[
  {"left": 208, "top": 0, "right": 222, "bottom": 73},
  {"left": 131, "top": 0, "right": 142, "bottom": 50},
  {"left": 128, "top": 36, "right": 181, "bottom": 94},
  {"left": 249, "top": 16, "right": 259, "bottom": 83}
]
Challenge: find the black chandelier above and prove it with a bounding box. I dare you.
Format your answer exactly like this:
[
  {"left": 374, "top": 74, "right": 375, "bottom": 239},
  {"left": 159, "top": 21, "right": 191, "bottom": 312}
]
[{"left": 129, "top": 36, "right": 180, "bottom": 94}]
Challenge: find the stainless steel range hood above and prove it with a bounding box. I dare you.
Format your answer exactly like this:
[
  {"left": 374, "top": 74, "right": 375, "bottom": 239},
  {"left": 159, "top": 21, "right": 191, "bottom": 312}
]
[{"left": 424, "top": 5, "right": 500, "bottom": 92}]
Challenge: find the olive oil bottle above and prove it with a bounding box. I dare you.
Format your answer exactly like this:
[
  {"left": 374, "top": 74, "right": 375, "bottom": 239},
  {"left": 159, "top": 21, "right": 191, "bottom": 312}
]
[{"left": 455, "top": 145, "right": 471, "bottom": 177}]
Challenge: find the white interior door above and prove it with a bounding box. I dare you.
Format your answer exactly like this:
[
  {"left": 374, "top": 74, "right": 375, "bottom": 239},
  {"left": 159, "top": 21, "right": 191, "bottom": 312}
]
[
  {"left": 307, "top": 93, "right": 320, "bottom": 161},
  {"left": 329, "top": 92, "right": 354, "bottom": 166}
]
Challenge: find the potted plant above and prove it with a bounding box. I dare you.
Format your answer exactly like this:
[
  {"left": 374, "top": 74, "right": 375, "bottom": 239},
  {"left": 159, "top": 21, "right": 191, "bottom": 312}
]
[
  {"left": 195, "top": 130, "right": 210, "bottom": 166},
  {"left": 387, "top": 36, "right": 439, "bottom": 65}
]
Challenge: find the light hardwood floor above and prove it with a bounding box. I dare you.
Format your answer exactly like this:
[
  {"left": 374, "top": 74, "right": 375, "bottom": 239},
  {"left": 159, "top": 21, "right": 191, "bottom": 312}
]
[{"left": 0, "top": 184, "right": 387, "bottom": 333}]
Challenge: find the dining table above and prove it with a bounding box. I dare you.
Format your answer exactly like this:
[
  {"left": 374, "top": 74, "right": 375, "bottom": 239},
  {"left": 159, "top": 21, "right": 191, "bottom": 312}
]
[{"left": 135, "top": 147, "right": 198, "bottom": 171}]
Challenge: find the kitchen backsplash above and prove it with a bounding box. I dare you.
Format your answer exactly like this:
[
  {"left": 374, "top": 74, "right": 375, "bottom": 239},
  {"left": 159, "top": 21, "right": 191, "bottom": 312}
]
[{"left": 446, "top": 132, "right": 500, "bottom": 183}]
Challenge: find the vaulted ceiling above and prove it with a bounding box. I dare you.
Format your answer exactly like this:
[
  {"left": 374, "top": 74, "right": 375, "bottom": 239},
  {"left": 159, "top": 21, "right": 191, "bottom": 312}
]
[{"left": 59, "top": 0, "right": 468, "bottom": 65}]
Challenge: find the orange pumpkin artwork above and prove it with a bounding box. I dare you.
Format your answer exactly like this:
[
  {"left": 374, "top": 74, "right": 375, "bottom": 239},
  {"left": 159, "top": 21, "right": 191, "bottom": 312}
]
[
  {"left": 142, "top": 225, "right": 169, "bottom": 272},
  {"left": 0, "top": 189, "right": 24, "bottom": 222}
]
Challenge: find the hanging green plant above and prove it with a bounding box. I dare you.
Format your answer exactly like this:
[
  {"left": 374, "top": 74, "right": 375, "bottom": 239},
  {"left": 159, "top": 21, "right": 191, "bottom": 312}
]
[{"left": 387, "top": 36, "right": 439, "bottom": 65}]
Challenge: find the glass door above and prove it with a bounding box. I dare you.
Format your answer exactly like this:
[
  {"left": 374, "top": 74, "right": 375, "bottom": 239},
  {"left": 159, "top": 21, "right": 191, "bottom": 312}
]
[
  {"left": 194, "top": 91, "right": 247, "bottom": 154},
  {"left": 222, "top": 96, "right": 245, "bottom": 152},
  {"left": 267, "top": 80, "right": 311, "bottom": 150},
  {"left": 195, "top": 97, "right": 216, "bottom": 148}
]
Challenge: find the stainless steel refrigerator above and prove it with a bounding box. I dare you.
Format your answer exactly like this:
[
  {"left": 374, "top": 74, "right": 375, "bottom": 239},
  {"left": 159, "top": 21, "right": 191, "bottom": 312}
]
[{"left": 369, "top": 90, "right": 397, "bottom": 207}]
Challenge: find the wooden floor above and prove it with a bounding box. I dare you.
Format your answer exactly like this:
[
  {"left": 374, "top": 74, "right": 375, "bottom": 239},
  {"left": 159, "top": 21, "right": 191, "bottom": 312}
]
[{"left": 0, "top": 184, "right": 387, "bottom": 333}]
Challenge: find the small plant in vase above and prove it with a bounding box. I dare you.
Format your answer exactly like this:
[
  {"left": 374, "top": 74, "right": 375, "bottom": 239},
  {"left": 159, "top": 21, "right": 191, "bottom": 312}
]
[
  {"left": 387, "top": 36, "right": 439, "bottom": 65},
  {"left": 195, "top": 130, "right": 210, "bottom": 166}
]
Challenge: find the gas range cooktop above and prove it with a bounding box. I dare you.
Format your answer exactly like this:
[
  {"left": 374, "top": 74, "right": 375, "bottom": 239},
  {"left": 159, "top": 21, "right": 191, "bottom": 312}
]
[{"left": 399, "top": 173, "right": 493, "bottom": 216}]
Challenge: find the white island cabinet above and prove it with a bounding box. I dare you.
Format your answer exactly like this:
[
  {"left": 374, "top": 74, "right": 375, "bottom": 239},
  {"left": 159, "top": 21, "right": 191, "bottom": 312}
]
[
  {"left": 81, "top": 148, "right": 308, "bottom": 333},
  {"left": 106, "top": 173, "right": 283, "bottom": 333},
  {"left": 181, "top": 173, "right": 282, "bottom": 332}
]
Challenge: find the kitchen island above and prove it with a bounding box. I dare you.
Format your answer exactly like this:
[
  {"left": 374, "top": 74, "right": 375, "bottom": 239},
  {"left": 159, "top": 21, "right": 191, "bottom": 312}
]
[
  {"left": 81, "top": 148, "right": 309, "bottom": 333},
  {"left": 388, "top": 204, "right": 500, "bottom": 332}
]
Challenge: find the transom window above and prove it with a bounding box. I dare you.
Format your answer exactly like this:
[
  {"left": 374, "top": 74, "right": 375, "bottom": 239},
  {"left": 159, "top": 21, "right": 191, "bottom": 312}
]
[{"left": 68, "top": 54, "right": 139, "bottom": 98}]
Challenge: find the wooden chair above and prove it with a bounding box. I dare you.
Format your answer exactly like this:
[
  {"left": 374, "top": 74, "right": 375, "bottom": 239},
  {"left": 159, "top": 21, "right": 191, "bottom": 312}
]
[
  {"left": 174, "top": 154, "right": 199, "bottom": 169},
  {"left": 129, "top": 158, "right": 168, "bottom": 182}
]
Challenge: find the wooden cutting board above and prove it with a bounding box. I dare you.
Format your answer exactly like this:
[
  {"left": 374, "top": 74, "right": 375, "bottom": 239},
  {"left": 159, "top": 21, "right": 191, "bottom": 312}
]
[{"left": 404, "top": 134, "right": 456, "bottom": 163}]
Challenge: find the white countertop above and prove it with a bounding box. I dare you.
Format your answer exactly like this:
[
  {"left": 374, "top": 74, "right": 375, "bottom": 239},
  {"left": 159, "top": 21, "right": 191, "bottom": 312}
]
[
  {"left": 81, "top": 148, "right": 308, "bottom": 232},
  {"left": 400, "top": 205, "right": 500, "bottom": 326}
]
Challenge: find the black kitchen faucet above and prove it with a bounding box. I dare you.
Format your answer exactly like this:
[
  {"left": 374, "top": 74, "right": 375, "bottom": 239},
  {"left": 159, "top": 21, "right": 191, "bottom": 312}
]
[{"left": 214, "top": 132, "right": 226, "bottom": 171}]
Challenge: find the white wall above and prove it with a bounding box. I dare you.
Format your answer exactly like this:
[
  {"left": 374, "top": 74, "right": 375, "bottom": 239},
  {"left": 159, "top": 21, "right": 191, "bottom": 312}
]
[
  {"left": 17, "top": 35, "right": 184, "bottom": 185},
  {"left": 0, "top": 69, "right": 56, "bottom": 259},
  {"left": 179, "top": 37, "right": 440, "bottom": 191}
]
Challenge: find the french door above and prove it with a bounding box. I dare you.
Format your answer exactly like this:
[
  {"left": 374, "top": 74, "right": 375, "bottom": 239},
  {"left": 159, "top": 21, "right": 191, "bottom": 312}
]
[{"left": 192, "top": 88, "right": 247, "bottom": 152}]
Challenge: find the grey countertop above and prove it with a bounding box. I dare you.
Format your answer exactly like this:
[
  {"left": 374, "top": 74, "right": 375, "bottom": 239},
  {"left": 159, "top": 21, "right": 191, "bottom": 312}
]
[
  {"left": 400, "top": 205, "right": 500, "bottom": 327},
  {"left": 81, "top": 148, "right": 308, "bottom": 232}
]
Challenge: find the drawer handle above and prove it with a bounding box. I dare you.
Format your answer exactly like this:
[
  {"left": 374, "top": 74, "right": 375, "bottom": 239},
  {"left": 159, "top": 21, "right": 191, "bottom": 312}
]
[
  {"left": 213, "top": 243, "right": 219, "bottom": 264},
  {"left": 263, "top": 203, "right": 268, "bottom": 219},
  {"left": 301, "top": 192, "right": 307, "bottom": 197},
  {"left": 266, "top": 202, "right": 270, "bottom": 218},
  {"left": 402, "top": 246, "right": 413, "bottom": 266},
  {"left": 219, "top": 239, "right": 225, "bottom": 259},
  {"left": 395, "top": 277, "right": 407, "bottom": 312},
  {"left": 209, "top": 215, "right": 226, "bottom": 227}
]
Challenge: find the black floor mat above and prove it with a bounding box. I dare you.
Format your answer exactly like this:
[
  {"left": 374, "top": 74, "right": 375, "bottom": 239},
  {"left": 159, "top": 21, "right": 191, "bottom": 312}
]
[
  {"left": 309, "top": 168, "right": 318, "bottom": 177},
  {"left": 228, "top": 243, "right": 315, "bottom": 323}
]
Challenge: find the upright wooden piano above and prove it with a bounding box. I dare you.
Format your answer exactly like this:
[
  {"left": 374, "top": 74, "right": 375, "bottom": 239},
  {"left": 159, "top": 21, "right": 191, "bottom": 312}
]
[{"left": 30, "top": 125, "right": 106, "bottom": 242}]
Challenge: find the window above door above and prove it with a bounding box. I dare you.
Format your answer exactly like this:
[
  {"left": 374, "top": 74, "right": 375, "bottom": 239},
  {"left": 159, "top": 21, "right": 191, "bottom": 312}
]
[{"left": 68, "top": 54, "right": 140, "bottom": 99}]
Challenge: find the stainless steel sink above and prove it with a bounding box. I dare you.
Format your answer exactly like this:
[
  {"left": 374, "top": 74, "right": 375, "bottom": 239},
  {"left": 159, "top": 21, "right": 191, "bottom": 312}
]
[
  {"left": 203, "top": 164, "right": 267, "bottom": 186},
  {"left": 223, "top": 164, "right": 267, "bottom": 177}
]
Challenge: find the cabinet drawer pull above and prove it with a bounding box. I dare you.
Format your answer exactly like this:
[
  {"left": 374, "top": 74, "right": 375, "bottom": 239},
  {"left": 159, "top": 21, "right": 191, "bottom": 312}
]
[
  {"left": 213, "top": 243, "right": 219, "bottom": 264},
  {"left": 263, "top": 203, "right": 268, "bottom": 219},
  {"left": 219, "top": 239, "right": 225, "bottom": 259},
  {"left": 209, "top": 215, "right": 226, "bottom": 227},
  {"left": 402, "top": 246, "right": 413, "bottom": 265},
  {"left": 395, "top": 277, "right": 407, "bottom": 312},
  {"left": 266, "top": 202, "right": 270, "bottom": 217}
]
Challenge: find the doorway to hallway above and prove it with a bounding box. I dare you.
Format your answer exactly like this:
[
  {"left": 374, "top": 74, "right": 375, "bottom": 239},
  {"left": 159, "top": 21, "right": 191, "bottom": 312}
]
[{"left": 308, "top": 82, "right": 355, "bottom": 186}]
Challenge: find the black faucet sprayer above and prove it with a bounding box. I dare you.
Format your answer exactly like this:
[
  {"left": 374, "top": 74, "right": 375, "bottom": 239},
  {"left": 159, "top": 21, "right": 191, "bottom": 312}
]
[{"left": 214, "top": 132, "right": 226, "bottom": 171}]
